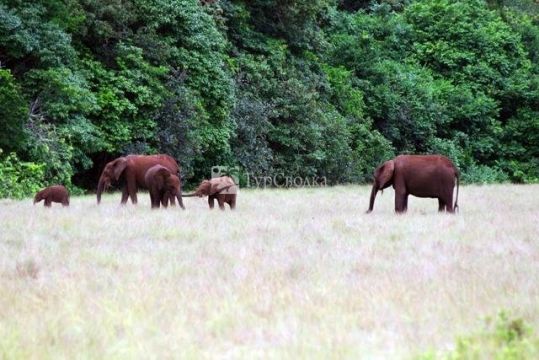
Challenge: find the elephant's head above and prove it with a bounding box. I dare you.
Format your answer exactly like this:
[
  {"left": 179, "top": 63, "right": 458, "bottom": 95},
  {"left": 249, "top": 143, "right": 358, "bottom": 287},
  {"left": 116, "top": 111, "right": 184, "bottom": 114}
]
[
  {"left": 147, "top": 165, "right": 180, "bottom": 194},
  {"left": 367, "top": 159, "right": 395, "bottom": 213},
  {"left": 184, "top": 177, "right": 235, "bottom": 198},
  {"left": 97, "top": 157, "right": 128, "bottom": 204},
  {"left": 193, "top": 180, "right": 212, "bottom": 197},
  {"left": 159, "top": 169, "right": 181, "bottom": 197},
  {"left": 33, "top": 192, "right": 42, "bottom": 205}
]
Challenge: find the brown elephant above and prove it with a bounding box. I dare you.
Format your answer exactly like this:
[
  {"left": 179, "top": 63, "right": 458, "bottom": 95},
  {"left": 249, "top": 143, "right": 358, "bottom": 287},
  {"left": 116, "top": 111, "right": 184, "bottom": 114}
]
[
  {"left": 34, "top": 185, "right": 69, "bottom": 207},
  {"left": 183, "top": 176, "right": 237, "bottom": 210},
  {"left": 144, "top": 165, "right": 182, "bottom": 209},
  {"left": 96, "top": 154, "right": 185, "bottom": 209},
  {"left": 367, "top": 155, "right": 459, "bottom": 213}
]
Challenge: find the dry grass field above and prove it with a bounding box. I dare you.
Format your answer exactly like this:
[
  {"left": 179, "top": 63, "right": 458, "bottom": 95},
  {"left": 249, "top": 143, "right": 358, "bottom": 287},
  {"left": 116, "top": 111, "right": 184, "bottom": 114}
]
[{"left": 0, "top": 184, "right": 538, "bottom": 358}]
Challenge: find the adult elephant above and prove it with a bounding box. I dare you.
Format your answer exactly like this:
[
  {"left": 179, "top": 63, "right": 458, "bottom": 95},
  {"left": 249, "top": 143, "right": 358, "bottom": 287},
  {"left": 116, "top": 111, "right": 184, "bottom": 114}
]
[
  {"left": 367, "top": 155, "right": 459, "bottom": 213},
  {"left": 96, "top": 154, "right": 185, "bottom": 209}
]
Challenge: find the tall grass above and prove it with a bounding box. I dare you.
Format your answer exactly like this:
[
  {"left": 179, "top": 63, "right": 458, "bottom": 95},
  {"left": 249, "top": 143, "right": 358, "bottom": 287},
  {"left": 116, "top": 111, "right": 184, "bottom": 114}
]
[{"left": 0, "top": 185, "right": 538, "bottom": 358}]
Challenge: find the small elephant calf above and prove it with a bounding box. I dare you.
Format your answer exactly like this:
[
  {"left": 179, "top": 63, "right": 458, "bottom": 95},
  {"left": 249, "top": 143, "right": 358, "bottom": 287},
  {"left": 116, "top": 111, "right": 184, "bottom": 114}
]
[
  {"left": 34, "top": 185, "right": 70, "bottom": 207},
  {"left": 183, "top": 176, "right": 237, "bottom": 210},
  {"left": 145, "top": 165, "right": 183, "bottom": 209}
]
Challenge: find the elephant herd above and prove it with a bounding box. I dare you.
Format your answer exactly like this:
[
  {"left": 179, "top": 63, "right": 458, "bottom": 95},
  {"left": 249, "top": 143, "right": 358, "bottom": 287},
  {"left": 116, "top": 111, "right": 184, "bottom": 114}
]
[
  {"left": 34, "top": 154, "right": 238, "bottom": 210},
  {"left": 33, "top": 154, "right": 460, "bottom": 214}
]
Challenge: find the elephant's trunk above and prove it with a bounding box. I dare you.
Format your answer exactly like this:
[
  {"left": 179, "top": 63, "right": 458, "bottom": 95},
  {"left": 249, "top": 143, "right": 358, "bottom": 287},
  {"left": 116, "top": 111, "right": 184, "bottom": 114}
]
[
  {"left": 176, "top": 189, "right": 186, "bottom": 209},
  {"left": 96, "top": 178, "right": 106, "bottom": 204},
  {"left": 366, "top": 183, "right": 378, "bottom": 213},
  {"left": 454, "top": 172, "right": 460, "bottom": 212}
]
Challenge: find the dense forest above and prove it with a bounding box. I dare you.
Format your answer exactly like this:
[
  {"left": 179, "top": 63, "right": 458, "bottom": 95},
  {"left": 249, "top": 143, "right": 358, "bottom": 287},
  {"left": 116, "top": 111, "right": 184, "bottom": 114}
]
[{"left": 0, "top": 0, "right": 538, "bottom": 197}]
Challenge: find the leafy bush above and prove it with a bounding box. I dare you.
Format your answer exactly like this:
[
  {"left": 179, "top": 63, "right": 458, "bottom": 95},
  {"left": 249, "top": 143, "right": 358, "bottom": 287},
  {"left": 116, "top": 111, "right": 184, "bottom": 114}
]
[
  {"left": 418, "top": 311, "right": 539, "bottom": 359},
  {"left": 461, "top": 163, "right": 510, "bottom": 184},
  {"left": 0, "top": 0, "right": 538, "bottom": 193},
  {"left": 0, "top": 69, "right": 27, "bottom": 153},
  {"left": 0, "top": 151, "right": 45, "bottom": 199}
]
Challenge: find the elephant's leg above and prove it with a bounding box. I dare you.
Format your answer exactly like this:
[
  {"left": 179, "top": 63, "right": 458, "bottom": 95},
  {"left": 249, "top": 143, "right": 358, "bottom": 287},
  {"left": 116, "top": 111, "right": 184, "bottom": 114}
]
[
  {"left": 438, "top": 199, "right": 446, "bottom": 212},
  {"left": 217, "top": 196, "right": 225, "bottom": 210},
  {"left": 394, "top": 191, "right": 407, "bottom": 213},
  {"left": 129, "top": 187, "right": 138, "bottom": 204},
  {"left": 62, "top": 198, "right": 69, "bottom": 206},
  {"left": 121, "top": 187, "right": 129, "bottom": 204},
  {"left": 160, "top": 192, "right": 169, "bottom": 208},
  {"left": 176, "top": 194, "right": 185, "bottom": 210},
  {"left": 44, "top": 199, "right": 52, "bottom": 207},
  {"left": 161, "top": 195, "right": 168, "bottom": 208},
  {"left": 403, "top": 195, "right": 409, "bottom": 211},
  {"left": 168, "top": 194, "right": 176, "bottom": 206},
  {"left": 208, "top": 196, "right": 215, "bottom": 209},
  {"left": 150, "top": 192, "right": 159, "bottom": 209},
  {"left": 229, "top": 196, "right": 236, "bottom": 210},
  {"left": 442, "top": 191, "right": 454, "bottom": 213},
  {"left": 126, "top": 176, "right": 138, "bottom": 204}
]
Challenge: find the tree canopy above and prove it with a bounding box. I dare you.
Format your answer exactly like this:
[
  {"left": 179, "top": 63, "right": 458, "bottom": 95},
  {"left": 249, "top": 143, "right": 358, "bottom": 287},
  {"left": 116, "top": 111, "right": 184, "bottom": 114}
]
[{"left": 0, "top": 0, "right": 538, "bottom": 197}]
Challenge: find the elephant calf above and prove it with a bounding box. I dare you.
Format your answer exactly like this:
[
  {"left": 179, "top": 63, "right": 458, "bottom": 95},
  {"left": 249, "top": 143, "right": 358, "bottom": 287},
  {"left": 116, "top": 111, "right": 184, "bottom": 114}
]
[
  {"left": 34, "top": 185, "right": 70, "bottom": 207},
  {"left": 367, "top": 154, "right": 459, "bottom": 213},
  {"left": 183, "top": 176, "right": 237, "bottom": 210},
  {"left": 144, "top": 165, "right": 182, "bottom": 209}
]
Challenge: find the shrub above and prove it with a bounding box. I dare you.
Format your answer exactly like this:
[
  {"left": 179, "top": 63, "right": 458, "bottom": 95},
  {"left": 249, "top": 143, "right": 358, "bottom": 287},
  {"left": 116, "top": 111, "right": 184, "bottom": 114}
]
[
  {"left": 461, "top": 163, "right": 510, "bottom": 184},
  {"left": 418, "top": 311, "right": 539, "bottom": 359},
  {"left": 0, "top": 150, "right": 45, "bottom": 199}
]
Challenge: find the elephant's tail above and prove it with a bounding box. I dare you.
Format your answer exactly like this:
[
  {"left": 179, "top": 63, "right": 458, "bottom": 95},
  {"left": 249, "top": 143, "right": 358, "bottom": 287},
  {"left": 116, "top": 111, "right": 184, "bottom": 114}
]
[{"left": 454, "top": 172, "right": 460, "bottom": 213}]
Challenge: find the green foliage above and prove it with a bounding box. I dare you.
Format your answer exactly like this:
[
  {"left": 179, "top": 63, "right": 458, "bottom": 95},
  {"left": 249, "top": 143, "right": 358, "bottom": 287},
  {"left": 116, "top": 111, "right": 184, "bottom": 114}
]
[
  {"left": 499, "top": 108, "right": 539, "bottom": 182},
  {"left": 0, "top": 3, "right": 77, "bottom": 67},
  {"left": 461, "top": 163, "right": 510, "bottom": 184},
  {"left": 328, "top": 0, "right": 538, "bottom": 183},
  {"left": 82, "top": 44, "right": 168, "bottom": 152},
  {"left": 0, "top": 0, "right": 538, "bottom": 197},
  {"left": 0, "top": 69, "right": 27, "bottom": 152},
  {"left": 238, "top": 0, "right": 334, "bottom": 51},
  {"left": 24, "top": 114, "right": 76, "bottom": 186},
  {"left": 231, "top": 90, "right": 273, "bottom": 178},
  {"left": 0, "top": 150, "right": 45, "bottom": 199},
  {"left": 321, "top": 63, "right": 394, "bottom": 181},
  {"left": 418, "top": 311, "right": 539, "bottom": 359},
  {"left": 229, "top": 39, "right": 379, "bottom": 184},
  {"left": 127, "top": 0, "right": 236, "bottom": 178},
  {"left": 24, "top": 67, "right": 97, "bottom": 122},
  {"left": 154, "top": 70, "right": 203, "bottom": 180}
]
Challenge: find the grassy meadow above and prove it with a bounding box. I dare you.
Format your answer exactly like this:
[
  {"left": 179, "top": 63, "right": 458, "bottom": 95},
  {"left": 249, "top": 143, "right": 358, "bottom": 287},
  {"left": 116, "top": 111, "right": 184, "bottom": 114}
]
[{"left": 0, "top": 184, "right": 538, "bottom": 358}]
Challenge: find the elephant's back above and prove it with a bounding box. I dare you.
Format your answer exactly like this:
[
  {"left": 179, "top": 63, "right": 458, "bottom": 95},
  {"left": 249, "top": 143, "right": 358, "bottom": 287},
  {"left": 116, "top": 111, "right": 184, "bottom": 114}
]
[
  {"left": 46, "top": 185, "right": 69, "bottom": 195},
  {"left": 126, "top": 155, "right": 179, "bottom": 187},
  {"left": 46, "top": 185, "right": 69, "bottom": 200},
  {"left": 396, "top": 154, "right": 456, "bottom": 170},
  {"left": 126, "top": 154, "right": 178, "bottom": 168}
]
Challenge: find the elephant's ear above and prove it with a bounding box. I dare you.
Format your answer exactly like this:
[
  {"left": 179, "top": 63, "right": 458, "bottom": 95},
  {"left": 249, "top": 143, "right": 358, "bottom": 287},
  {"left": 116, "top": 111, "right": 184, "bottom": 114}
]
[
  {"left": 198, "top": 180, "right": 212, "bottom": 196},
  {"left": 210, "top": 178, "right": 232, "bottom": 195},
  {"left": 210, "top": 180, "right": 222, "bottom": 195},
  {"left": 113, "top": 158, "right": 128, "bottom": 180},
  {"left": 378, "top": 160, "right": 395, "bottom": 188}
]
